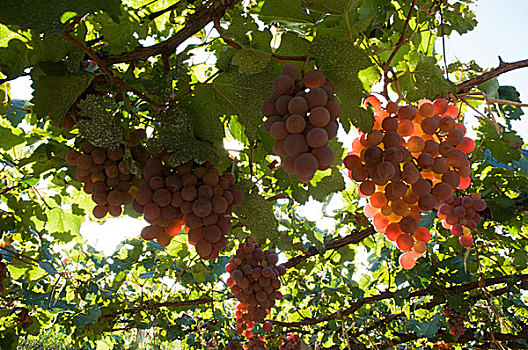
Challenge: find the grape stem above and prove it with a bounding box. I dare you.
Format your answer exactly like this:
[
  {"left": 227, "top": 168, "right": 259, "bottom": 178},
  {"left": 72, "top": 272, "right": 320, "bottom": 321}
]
[{"left": 62, "top": 16, "right": 161, "bottom": 112}]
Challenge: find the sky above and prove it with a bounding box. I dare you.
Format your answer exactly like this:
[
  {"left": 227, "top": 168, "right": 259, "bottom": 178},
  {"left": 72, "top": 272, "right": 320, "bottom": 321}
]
[{"left": 6, "top": 0, "right": 528, "bottom": 255}]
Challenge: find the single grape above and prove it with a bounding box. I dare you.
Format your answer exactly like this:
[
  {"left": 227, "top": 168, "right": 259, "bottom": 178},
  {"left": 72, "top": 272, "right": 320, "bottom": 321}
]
[
  {"left": 273, "top": 75, "right": 295, "bottom": 95},
  {"left": 397, "top": 105, "right": 417, "bottom": 120},
  {"left": 306, "top": 87, "right": 328, "bottom": 109},
  {"left": 308, "top": 106, "right": 331, "bottom": 127},
  {"left": 303, "top": 70, "right": 326, "bottom": 88},
  {"left": 311, "top": 145, "right": 333, "bottom": 170},
  {"left": 284, "top": 134, "right": 309, "bottom": 157},
  {"left": 294, "top": 153, "right": 319, "bottom": 178},
  {"left": 281, "top": 63, "right": 299, "bottom": 80}
]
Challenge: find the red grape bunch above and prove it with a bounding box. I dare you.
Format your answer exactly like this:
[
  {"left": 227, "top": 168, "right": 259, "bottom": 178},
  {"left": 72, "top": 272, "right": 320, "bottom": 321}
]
[
  {"left": 261, "top": 64, "right": 341, "bottom": 182},
  {"left": 243, "top": 337, "right": 267, "bottom": 350},
  {"left": 280, "top": 334, "right": 301, "bottom": 350},
  {"left": 438, "top": 193, "right": 487, "bottom": 248},
  {"left": 225, "top": 238, "right": 287, "bottom": 339},
  {"left": 133, "top": 156, "right": 244, "bottom": 257},
  {"left": 344, "top": 96, "right": 476, "bottom": 269},
  {"left": 442, "top": 305, "right": 468, "bottom": 338},
  {"left": 65, "top": 131, "right": 147, "bottom": 219}
]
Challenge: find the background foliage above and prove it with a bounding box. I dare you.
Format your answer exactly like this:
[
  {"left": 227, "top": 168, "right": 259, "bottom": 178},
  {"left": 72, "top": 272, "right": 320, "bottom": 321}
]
[{"left": 0, "top": 0, "right": 527, "bottom": 349}]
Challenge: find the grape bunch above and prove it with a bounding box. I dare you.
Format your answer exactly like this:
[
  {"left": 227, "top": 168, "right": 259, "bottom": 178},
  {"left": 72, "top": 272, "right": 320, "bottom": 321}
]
[
  {"left": 134, "top": 156, "right": 244, "bottom": 257},
  {"left": 432, "top": 342, "right": 454, "bottom": 350},
  {"left": 261, "top": 64, "right": 341, "bottom": 182},
  {"left": 226, "top": 238, "right": 286, "bottom": 338},
  {"left": 280, "top": 334, "right": 301, "bottom": 350},
  {"left": 438, "top": 193, "right": 487, "bottom": 248},
  {"left": 222, "top": 340, "right": 242, "bottom": 350},
  {"left": 0, "top": 260, "right": 6, "bottom": 293},
  {"left": 344, "top": 96, "right": 475, "bottom": 269},
  {"left": 65, "top": 132, "right": 147, "bottom": 219},
  {"left": 443, "top": 306, "right": 467, "bottom": 338},
  {"left": 243, "top": 337, "right": 267, "bottom": 350}
]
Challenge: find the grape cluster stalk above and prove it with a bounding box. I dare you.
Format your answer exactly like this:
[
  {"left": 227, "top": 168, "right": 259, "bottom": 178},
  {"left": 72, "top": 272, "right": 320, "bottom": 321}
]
[
  {"left": 345, "top": 97, "right": 476, "bottom": 269},
  {"left": 262, "top": 64, "right": 341, "bottom": 182},
  {"left": 280, "top": 334, "right": 301, "bottom": 350},
  {"left": 438, "top": 193, "right": 487, "bottom": 247},
  {"left": 65, "top": 131, "right": 147, "bottom": 219},
  {"left": 226, "top": 238, "right": 286, "bottom": 338},
  {"left": 443, "top": 305, "right": 468, "bottom": 338},
  {"left": 133, "top": 156, "right": 244, "bottom": 258}
]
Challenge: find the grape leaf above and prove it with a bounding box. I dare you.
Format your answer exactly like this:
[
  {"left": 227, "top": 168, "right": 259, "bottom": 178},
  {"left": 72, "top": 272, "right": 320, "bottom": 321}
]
[
  {"left": 0, "top": 39, "right": 31, "bottom": 79},
  {"left": 274, "top": 32, "right": 310, "bottom": 57},
  {"left": 232, "top": 48, "right": 271, "bottom": 74},
  {"left": 398, "top": 54, "right": 456, "bottom": 102},
  {"left": 189, "top": 69, "right": 273, "bottom": 142},
  {"left": 259, "top": 0, "right": 314, "bottom": 25},
  {"left": 0, "top": 0, "right": 121, "bottom": 34},
  {"left": 307, "top": 0, "right": 361, "bottom": 15},
  {"left": 78, "top": 95, "right": 124, "bottom": 149},
  {"left": 89, "top": 12, "right": 145, "bottom": 55},
  {"left": 498, "top": 85, "right": 524, "bottom": 128},
  {"left": 310, "top": 35, "right": 374, "bottom": 132},
  {"left": 153, "top": 105, "right": 220, "bottom": 167},
  {"left": 233, "top": 190, "right": 279, "bottom": 245},
  {"left": 31, "top": 64, "right": 94, "bottom": 123}
]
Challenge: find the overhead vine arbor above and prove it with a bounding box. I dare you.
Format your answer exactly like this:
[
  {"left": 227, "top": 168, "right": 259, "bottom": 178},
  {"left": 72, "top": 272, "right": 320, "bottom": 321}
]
[{"left": 1, "top": 0, "right": 528, "bottom": 349}]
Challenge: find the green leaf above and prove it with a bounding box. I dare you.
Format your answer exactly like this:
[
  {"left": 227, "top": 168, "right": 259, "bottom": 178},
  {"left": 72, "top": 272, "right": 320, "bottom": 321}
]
[
  {"left": 73, "top": 307, "right": 101, "bottom": 327},
  {"left": 232, "top": 48, "right": 272, "bottom": 74},
  {"left": 478, "top": 78, "right": 499, "bottom": 99},
  {"left": 151, "top": 105, "right": 221, "bottom": 167},
  {"left": 233, "top": 190, "right": 279, "bottom": 244},
  {"left": 0, "top": 0, "right": 121, "bottom": 34},
  {"left": 308, "top": 168, "right": 345, "bottom": 202},
  {"left": 189, "top": 69, "right": 273, "bottom": 142},
  {"left": 310, "top": 35, "right": 374, "bottom": 132},
  {"left": 89, "top": 12, "right": 144, "bottom": 55},
  {"left": 307, "top": 0, "right": 361, "bottom": 15},
  {"left": 0, "top": 39, "right": 31, "bottom": 79},
  {"left": 274, "top": 32, "right": 310, "bottom": 57},
  {"left": 405, "top": 312, "right": 443, "bottom": 337},
  {"left": 259, "top": 0, "right": 314, "bottom": 25},
  {"left": 78, "top": 95, "right": 124, "bottom": 149},
  {"left": 398, "top": 54, "right": 456, "bottom": 102},
  {"left": 31, "top": 64, "right": 94, "bottom": 123},
  {"left": 45, "top": 207, "right": 83, "bottom": 242},
  {"left": 0, "top": 125, "right": 25, "bottom": 149}
]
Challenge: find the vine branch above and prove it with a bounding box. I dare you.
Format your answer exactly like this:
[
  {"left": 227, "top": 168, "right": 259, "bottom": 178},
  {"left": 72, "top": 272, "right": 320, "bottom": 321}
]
[
  {"left": 272, "top": 273, "right": 528, "bottom": 327},
  {"left": 457, "top": 57, "right": 528, "bottom": 94}
]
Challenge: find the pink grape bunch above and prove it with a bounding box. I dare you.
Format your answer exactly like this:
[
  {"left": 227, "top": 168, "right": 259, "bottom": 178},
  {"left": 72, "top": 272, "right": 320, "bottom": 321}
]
[
  {"left": 443, "top": 305, "right": 468, "bottom": 337},
  {"left": 438, "top": 193, "right": 487, "bottom": 248},
  {"left": 243, "top": 337, "right": 267, "bottom": 350},
  {"left": 261, "top": 64, "right": 341, "bottom": 182},
  {"left": 133, "top": 155, "right": 244, "bottom": 257},
  {"left": 64, "top": 131, "right": 147, "bottom": 219},
  {"left": 344, "top": 96, "right": 477, "bottom": 270},
  {"left": 226, "top": 237, "right": 287, "bottom": 339}
]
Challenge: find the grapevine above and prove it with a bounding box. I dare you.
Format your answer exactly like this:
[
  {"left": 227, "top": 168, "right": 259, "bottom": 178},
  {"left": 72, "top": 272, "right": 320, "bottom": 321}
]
[
  {"left": 226, "top": 238, "right": 286, "bottom": 338},
  {"left": 344, "top": 96, "right": 476, "bottom": 269},
  {"left": 262, "top": 64, "right": 341, "bottom": 182}
]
